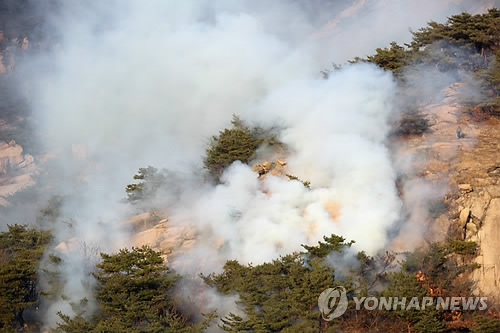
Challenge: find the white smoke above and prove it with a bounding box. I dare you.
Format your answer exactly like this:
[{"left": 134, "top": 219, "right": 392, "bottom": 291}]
[
  {"left": 168, "top": 64, "right": 400, "bottom": 274},
  {"left": 9, "top": 0, "right": 494, "bottom": 328},
  {"left": 312, "top": 0, "right": 500, "bottom": 63}
]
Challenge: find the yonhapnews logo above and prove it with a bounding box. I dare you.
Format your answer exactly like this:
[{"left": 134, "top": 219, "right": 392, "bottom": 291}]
[
  {"left": 318, "top": 286, "right": 348, "bottom": 320},
  {"left": 318, "top": 288, "right": 489, "bottom": 322}
]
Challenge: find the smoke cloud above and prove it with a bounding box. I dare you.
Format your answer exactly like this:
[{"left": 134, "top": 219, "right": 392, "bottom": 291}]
[
  {"left": 2, "top": 0, "right": 494, "bottom": 329},
  {"left": 312, "top": 0, "right": 500, "bottom": 63}
]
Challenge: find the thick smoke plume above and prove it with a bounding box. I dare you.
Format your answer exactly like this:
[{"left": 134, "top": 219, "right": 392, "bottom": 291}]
[{"left": 4, "top": 0, "right": 495, "bottom": 328}]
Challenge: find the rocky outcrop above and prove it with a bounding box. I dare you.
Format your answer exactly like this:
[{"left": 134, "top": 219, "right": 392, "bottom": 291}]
[
  {"left": 252, "top": 159, "right": 288, "bottom": 178},
  {"left": 0, "top": 140, "right": 27, "bottom": 173},
  {"left": 472, "top": 198, "right": 500, "bottom": 297},
  {"left": 125, "top": 212, "right": 196, "bottom": 263},
  {"left": 0, "top": 140, "right": 37, "bottom": 206},
  {"left": 392, "top": 84, "right": 472, "bottom": 248},
  {"left": 399, "top": 83, "right": 500, "bottom": 298},
  {"left": 122, "top": 212, "right": 164, "bottom": 233},
  {"left": 0, "top": 33, "right": 28, "bottom": 73},
  {"left": 453, "top": 119, "right": 500, "bottom": 298}
]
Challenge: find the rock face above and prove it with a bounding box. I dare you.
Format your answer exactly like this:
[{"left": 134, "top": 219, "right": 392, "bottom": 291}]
[
  {"left": 392, "top": 84, "right": 473, "bottom": 248},
  {"left": 473, "top": 198, "right": 500, "bottom": 297},
  {"left": 125, "top": 212, "right": 196, "bottom": 263},
  {"left": 0, "top": 140, "right": 26, "bottom": 173},
  {"left": 0, "top": 140, "right": 37, "bottom": 206},
  {"left": 252, "top": 159, "right": 288, "bottom": 178},
  {"left": 453, "top": 121, "right": 500, "bottom": 297},
  {"left": 399, "top": 83, "right": 500, "bottom": 297}
]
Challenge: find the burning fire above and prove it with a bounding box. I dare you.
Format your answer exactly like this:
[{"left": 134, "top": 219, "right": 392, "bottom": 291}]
[{"left": 416, "top": 271, "right": 444, "bottom": 297}]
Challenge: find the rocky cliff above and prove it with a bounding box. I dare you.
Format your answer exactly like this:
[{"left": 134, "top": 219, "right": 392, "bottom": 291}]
[
  {"left": 397, "top": 83, "right": 500, "bottom": 298},
  {"left": 0, "top": 140, "right": 37, "bottom": 206},
  {"left": 454, "top": 120, "right": 500, "bottom": 298}
]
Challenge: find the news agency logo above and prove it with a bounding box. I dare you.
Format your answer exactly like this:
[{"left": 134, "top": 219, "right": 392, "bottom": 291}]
[
  {"left": 318, "top": 287, "right": 489, "bottom": 322},
  {"left": 318, "top": 286, "right": 348, "bottom": 321}
]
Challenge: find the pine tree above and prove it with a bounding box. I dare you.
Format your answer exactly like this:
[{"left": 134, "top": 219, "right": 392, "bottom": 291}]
[
  {"left": 471, "top": 315, "right": 500, "bottom": 333},
  {"left": 125, "top": 166, "right": 166, "bottom": 202},
  {"left": 57, "top": 246, "right": 214, "bottom": 333},
  {"left": 382, "top": 271, "right": 431, "bottom": 330},
  {"left": 0, "top": 225, "right": 52, "bottom": 331},
  {"left": 203, "top": 235, "right": 356, "bottom": 332},
  {"left": 413, "top": 312, "right": 445, "bottom": 333},
  {"left": 301, "top": 234, "right": 354, "bottom": 259},
  {"left": 366, "top": 42, "right": 413, "bottom": 75},
  {"left": 204, "top": 116, "right": 260, "bottom": 181}
]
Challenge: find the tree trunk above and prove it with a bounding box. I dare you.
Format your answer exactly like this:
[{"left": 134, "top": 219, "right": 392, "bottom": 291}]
[{"left": 15, "top": 310, "right": 25, "bottom": 328}]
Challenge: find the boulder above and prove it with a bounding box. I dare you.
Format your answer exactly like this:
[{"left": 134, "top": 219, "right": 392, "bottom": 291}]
[
  {"left": 0, "top": 141, "right": 37, "bottom": 206},
  {"left": 0, "top": 140, "right": 24, "bottom": 174},
  {"left": 17, "top": 154, "right": 34, "bottom": 169},
  {"left": 55, "top": 238, "right": 78, "bottom": 252},
  {"left": 469, "top": 192, "right": 491, "bottom": 220},
  {"left": 131, "top": 218, "right": 196, "bottom": 262},
  {"left": 465, "top": 221, "right": 478, "bottom": 238},
  {"left": 474, "top": 199, "right": 500, "bottom": 297},
  {"left": 251, "top": 159, "right": 289, "bottom": 178},
  {"left": 458, "top": 184, "right": 473, "bottom": 193},
  {"left": 122, "top": 212, "right": 164, "bottom": 233},
  {"left": 459, "top": 208, "right": 471, "bottom": 225}
]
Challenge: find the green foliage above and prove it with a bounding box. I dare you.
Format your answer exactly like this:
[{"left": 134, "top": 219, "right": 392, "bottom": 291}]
[
  {"left": 56, "top": 312, "right": 95, "bottom": 333},
  {"left": 447, "top": 240, "right": 478, "bottom": 255},
  {"left": 338, "top": 239, "right": 482, "bottom": 332},
  {"left": 126, "top": 166, "right": 166, "bottom": 202},
  {"left": 413, "top": 311, "right": 445, "bottom": 333},
  {"left": 57, "top": 246, "right": 213, "bottom": 333},
  {"left": 201, "top": 234, "right": 362, "bottom": 332},
  {"left": 392, "top": 106, "right": 431, "bottom": 137},
  {"left": 410, "top": 9, "right": 500, "bottom": 55},
  {"left": 301, "top": 234, "right": 354, "bottom": 259},
  {"left": 474, "top": 49, "right": 500, "bottom": 116},
  {"left": 38, "top": 249, "right": 67, "bottom": 309},
  {"left": 428, "top": 200, "right": 449, "bottom": 219},
  {"left": 0, "top": 225, "right": 52, "bottom": 331},
  {"left": 382, "top": 271, "right": 430, "bottom": 325},
  {"left": 403, "top": 241, "right": 477, "bottom": 294},
  {"left": 0, "top": 228, "right": 488, "bottom": 333},
  {"left": 204, "top": 115, "right": 260, "bottom": 181},
  {"left": 390, "top": 240, "right": 481, "bottom": 332},
  {"left": 363, "top": 42, "right": 413, "bottom": 75},
  {"left": 410, "top": 9, "right": 500, "bottom": 115},
  {"left": 36, "top": 195, "right": 63, "bottom": 228},
  {"left": 359, "top": 8, "right": 500, "bottom": 117},
  {"left": 471, "top": 314, "right": 500, "bottom": 333},
  {"left": 204, "top": 235, "right": 492, "bottom": 333},
  {"left": 204, "top": 254, "right": 342, "bottom": 332},
  {"left": 286, "top": 174, "right": 311, "bottom": 189}
]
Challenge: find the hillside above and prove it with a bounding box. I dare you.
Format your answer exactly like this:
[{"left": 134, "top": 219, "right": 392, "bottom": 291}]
[
  {"left": 394, "top": 83, "right": 500, "bottom": 298},
  {"left": 0, "top": 2, "right": 500, "bottom": 333}
]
